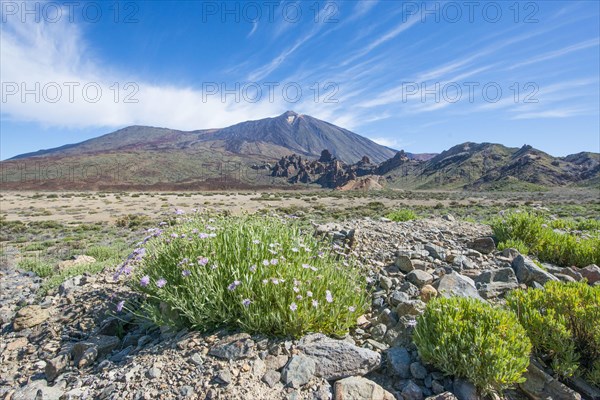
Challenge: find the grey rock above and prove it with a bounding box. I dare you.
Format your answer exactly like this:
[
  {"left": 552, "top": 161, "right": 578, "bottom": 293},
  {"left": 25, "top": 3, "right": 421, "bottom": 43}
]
[
  {"left": 379, "top": 276, "right": 393, "bottom": 291},
  {"left": 452, "top": 255, "right": 475, "bottom": 270},
  {"left": 560, "top": 267, "right": 583, "bottom": 282},
  {"left": 386, "top": 346, "right": 411, "bottom": 378},
  {"left": 580, "top": 264, "right": 600, "bottom": 284},
  {"left": 146, "top": 365, "right": 162, "bottom": 379},
  {"left": 215, "top": 369, "right": 232, "bottom": 385},
  {"left": 298, "top": 333, "right": 381, "bottom": 380},
  {"left": 180, "top": 386, "right": 195, "bottom": 398},
  {"left": 281, "top": 354, "right": 316, "bottom": 388},
  {"left": 467, "top": 237, "right": 495, "bottom": 254},
  {"left": 501, "top": 248, "right": 520, "bottom": 260},
  {"left": 425, "top": 243, "right": 447, "bottom": 260},
  {"left": 58, "top": 275, "right": 82, "bottom": 296},
  {"left": 395, "top": 255, "right": 414, "bottom": 273},
  {"left": 426, "top": 393, "right": 458, "bottom": 400},
  {"left": 262, "top": 370, "right": 281, "bottom": 388},
  {"left": 474, "top": 267, "right": 518, "bottom": 284},
  {"left": 71, "top": 335, "right": 120, "bottom": 366},
  {"left": 512, "top": 255, "right": 559, "bottom": 286},
  {"left": 431, "top": 382, "right": 446, "bottom": 395},
  {"left": 519, "top": 362, "right": 581, "bottom": 400},
  {"left": 45, "top": 353, "right": 69, "bottom": 382},
  {"left": 371, "top": 323, "right": 387, "bottom": 341},
  {"left": 333, "top": 376, "right": 395, "bottom": 400},
  {"left": 406, "top": 270, "right": 434, "bottom": 288},
  {"left": 396, "top": 299, "right": 426, "bottom": 317},
  {"left": 209, "top": 333, "right": 255, "bottom": 360},
  {"left": 402, "top": 380, "right": 424, "bottom": 400},
  {"left": 189, "top": 352, "right": 204, "bottom": 367},
  {"left": 410, "top": 362, "right": 428, "bottom": 380},
  {"left": 389, "top": 290, "right": 410, "bottom": 307},
  {"left": 77, "top": 347, "right": 98, "bottom": 368},
  {"left": 264, "top": 354, "right": 289, "bottom": 371},
  {"left": 436, "top": 272, "right": 482, "bottom": 300},
  {"left": 453, "top": 378, "right": 478, "bottom": 400},
  {"left": 11, "top": 379, "right": 65, "bottom": 400}
]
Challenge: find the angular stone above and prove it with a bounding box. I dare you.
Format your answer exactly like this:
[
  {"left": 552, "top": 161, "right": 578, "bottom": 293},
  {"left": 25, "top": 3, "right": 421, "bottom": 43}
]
[
  {"left": 426, "top": 393, "right": 458, "bottom": 400},
  {"left": 420, "top": 285, "right": 438, "bottom": 302},
  {"left": 45, "top": 353, "right": 69, "bottom": 382},
  {"left": 475, "top": 267, "right": 518, "bottom": 284},
  {"left": 71, "top": 335, "right": 120, "bottom": 366},
  {"left": 425, "top": 243, "right": 447, "bottom": 260},
  {"left": 396, "top": 299, "right": 426, "bottom": 318},
  {"left": 402, "top": 380, "right": 424, "bottom": 400},
  {"left": 407, "top": 270, "right": 434, "bottom": 288},
  {"left": 519, "top": 362, "right": 581, "bottom": 400},
  {"left": 395, "top": 255, "right": 414, "bottom": 273},
  {"left": 386, "top": 346, "right": 411, "bottom": 378},
  {"left": 467, "top": 237, "right": 495, "bottom": 254},
  {"left": 209, "top": 333, "right": 255, "bottom": 360},
  {"left": 298, "top": 334, "right": 381, "bottom": 380},
  {"left": 512, "top": 255, "right": 559, "bottom": 286},
  {"left": 264, "top": 354, "right": 289, "bottom": 371},
  {"left": 262, "top": 370, "right": 281, "bottom": 388},
  {"left": 453, "top": 378, "right": 478, "bottom": 400},
  {"left": 436, "top": 272, "right": 482, "bottom": 300},
  {"left": 13, "top": 305, "right": 50, "bottom": 331},
  {"left": 410, "top": 362, "right": 428, "bottom": 380},
  {"left": 452, "top": 255, "right": 476, "bottom": 270},
  {"left": 334, "top": 376, "right": 395, "bottom": 400},
  {"left": 281, "top": 354, "right": 315, "bottom": 388},
  {"left": 580, "top": 264, "right": 600, "bottom": 284},
  {"left": 389, "top": 290, "right": 410, "bottom": 307}
]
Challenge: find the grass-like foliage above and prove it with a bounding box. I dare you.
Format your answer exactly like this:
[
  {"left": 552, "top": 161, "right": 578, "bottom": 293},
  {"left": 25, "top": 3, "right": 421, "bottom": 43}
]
[
  {"left": 506, "top": 282, "right": 600, "bottom": 385},
  {"left": 386, "top": 209, "right": 418, "bottom": 222},
  {"left": 413, "top": 297, "right": 531, "bottom": 395},
  {"left": 491, "top": 210, "right": 600, "bottom": 267},
  {"left": 122, "top": 213, "right": 369, "bottom": 337},
  {"left": 497, "top": 238, "right": 530, "bottom": 255}
]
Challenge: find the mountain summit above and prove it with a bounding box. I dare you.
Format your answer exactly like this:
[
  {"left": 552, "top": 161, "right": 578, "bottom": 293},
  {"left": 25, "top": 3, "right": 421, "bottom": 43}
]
[{"left": 10, "top": 111, "right": 395, "bottom": 164}]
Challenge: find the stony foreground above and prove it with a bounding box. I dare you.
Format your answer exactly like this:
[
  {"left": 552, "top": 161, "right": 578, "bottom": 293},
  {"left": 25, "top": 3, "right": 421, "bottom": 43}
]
[{"left": 1, "top": 216, "right": 599, "bottom": 400}]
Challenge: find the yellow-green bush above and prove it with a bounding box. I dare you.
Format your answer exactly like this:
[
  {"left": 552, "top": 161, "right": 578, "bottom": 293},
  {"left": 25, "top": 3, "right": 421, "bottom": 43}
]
[
  {"left": 507, "top": 282, "right": 600, "bottom": 385},
  {"left": 386, "top": 209, "right": 418, "bottom": 222},
  {"left": 413, "top": 297, "right": 531, "bottom": 395}
]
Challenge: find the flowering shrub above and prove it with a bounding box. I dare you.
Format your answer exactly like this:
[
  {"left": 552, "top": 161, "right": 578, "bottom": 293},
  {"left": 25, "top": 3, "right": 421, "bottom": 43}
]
[
  {"left": 413, "top": 296, "right": 531, "bottom": 395},
  {"left": 116, "top": 212, "right": 369, "bottom": 337},
  {"left": 506, "top": 281, "right": 600, "bottom": 385}
]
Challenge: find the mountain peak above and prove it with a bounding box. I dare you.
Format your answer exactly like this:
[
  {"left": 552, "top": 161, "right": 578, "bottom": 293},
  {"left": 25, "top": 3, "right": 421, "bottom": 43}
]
[{"left": 281, "top": 110, "right": 298, "bottom": 117}]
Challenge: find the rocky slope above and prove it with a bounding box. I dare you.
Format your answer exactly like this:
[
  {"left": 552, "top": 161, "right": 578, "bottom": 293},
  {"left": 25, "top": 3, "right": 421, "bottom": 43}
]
[{"left": 1, "top": 217, "right": 598, "bottom": 400}]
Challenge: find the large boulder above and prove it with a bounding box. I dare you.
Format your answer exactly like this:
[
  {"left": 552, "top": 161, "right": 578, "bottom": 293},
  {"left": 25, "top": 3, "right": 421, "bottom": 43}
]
[
  {"left": 512, "top": 255, "right": 559, "bottom": 286},
  {"left": 579, "top": 264, "right": 600, "bottom": 284},
  {"left": 435, "top": 272, "right": 482, "bottom": 300},
  {"left": 334, "top": 376, "right": 395, "bottom": 400},
  {"left": 467, "top": 237, "right": 496, "bottom": 254},
  {"left": 298, "top": 334, "right": 381, "bottom": 380}
]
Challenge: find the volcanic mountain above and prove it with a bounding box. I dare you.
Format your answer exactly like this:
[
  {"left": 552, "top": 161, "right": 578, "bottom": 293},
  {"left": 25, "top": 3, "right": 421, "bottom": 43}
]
[{"left": 2, "top": 111, "right": 398, "bottom": 189}]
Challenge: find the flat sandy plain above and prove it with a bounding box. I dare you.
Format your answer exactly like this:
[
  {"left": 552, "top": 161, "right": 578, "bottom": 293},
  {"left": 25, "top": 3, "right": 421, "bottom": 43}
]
[{"left": 1, "top": 188, "right": 598, "bottom": 224}]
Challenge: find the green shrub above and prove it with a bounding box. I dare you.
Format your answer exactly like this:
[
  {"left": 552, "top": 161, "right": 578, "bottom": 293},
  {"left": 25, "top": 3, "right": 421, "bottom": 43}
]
[
  {"left": 18, "top": 259, "right": 54, "bottom": 278},
  {"left": 497, "top": 238, "right": 529, "bottom": 255},
  {"left": 386, "top": 209, "right": 418, "bottom": 222},
  {"left": 120, "top": 213, "right": 369, "bottom": 337},
  {"left": 506, "top": 282, "right": 600, "bottom": 385},
  {"left": 414, "top": 297, "right": 531, "bottom": 395},
  {"left": 491, "top": 210, "right": 600, "bottom": 267}
]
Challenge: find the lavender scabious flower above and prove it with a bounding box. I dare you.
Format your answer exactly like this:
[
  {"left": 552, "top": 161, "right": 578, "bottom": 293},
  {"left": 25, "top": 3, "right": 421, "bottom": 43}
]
[
  {"left": 312, "top": 300, "right": 318, "bottom": 308},
  {"left": 199, "top": 233, "right": 209, "bottom": 239},
  {"left": 325, "top": 290, "right": 333, "bottom": 303},
  {"left": 289, "top": 302, "right": 298, "bottom": 312},
  {"left": 249, "top": 265, "right": 257, "bottom": 272},
  {"left": 116, "top": 300, "right": 125, "bottom": 312},
  {"left": 197, "top": 257, "right": 209, "bottom": 266},
  {"left": 262, "top": 259, "right": 269, "bottom": 266},
  {"left": 348, "top": 306, "right": 356, "bottom": 312},
  {"left": 228, "top": 280, "right": 241, "bottom": 291},
  {"left": 156, "top": 278, "right": 167, "bottom": 288},
  {"left": 174, "top": 209, "right": 185, "bottom": 215},
  {"left": 140, "top": 275, "right": 150, "bottom": 287},
  {"left": 182, "top": 270, "right": 191, "bottom": 277},
  {"left": 270, "top": 258, "right": 278, "bottom": 265},
  {"left": 242, "top": 298, "right": 251, "bottom": 307}
]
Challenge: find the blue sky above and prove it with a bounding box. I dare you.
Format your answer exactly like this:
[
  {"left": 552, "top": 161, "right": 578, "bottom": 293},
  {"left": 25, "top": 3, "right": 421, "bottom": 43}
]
[{"left": 1, "top": 0, "right": 599, "bottom": 159}]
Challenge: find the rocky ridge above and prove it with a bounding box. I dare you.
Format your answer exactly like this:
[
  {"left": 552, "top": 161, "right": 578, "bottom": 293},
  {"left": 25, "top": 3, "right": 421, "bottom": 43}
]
[{"left": 1, "top": 217, "right": 599, "bottom": 400}]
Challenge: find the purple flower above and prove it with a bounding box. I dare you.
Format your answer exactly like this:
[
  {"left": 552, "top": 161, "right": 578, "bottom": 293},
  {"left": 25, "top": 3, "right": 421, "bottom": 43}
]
[
  {"left": 170, "top": 233, "right": 179, "bottom": 238},
  {"left": 325, "top": 290, "right": 333, "bottom": 303},
  {"left": 289, "top": 302, "right": 298, "bottom": 312},
  {"left": 312, "top": 300, "right": 319, "bottom": 308},
  {"left": 197, "top": 257, "right": 209, "bottom": 266},
  {"left": 252, "top": 239, "right": 260, "bottom": 244},
  {"left": 182, "top": 270, "right": 191, "bottom": 277},
  {"left": 262, "top": 279, "right": 268, "bottom": 284},
  {"left": 242, "top": 299, "right": 251, "bottom": 308},
  {"left": 249, "top": 265, "right": 257, "bottom": 272},
  {"left": 302, "top": 264, "right": 311, "bottom": 269},
  {"left": 159, "top": 221, "right": 167, "bottom": 226},
  {"left": 262, "top": 260, "right": 269, "bottom": 266},
  {"left": 156, "top": 278, "right": 167, "bottom": 288},
  {"left": 306, "top": 291, "right": 313, "bottom": 297},
  {"left": 293, "top": 286, "right": 300, "bottom": 293},
  {"left": 174, "top": 209, "right": 185, "bottom": 215},
  {"left": 271, "top": 278, "right": 280, "bottom": 285},
  {"left": 140, "top": 275, "right": 150, "bottom": 287},
  {"left": 348, "top": 306, "right": 356, "bottom": 312},
  {"left": 228, "top": 280, "right": 241, "bottom": 291},
  {"left": 296, "top": 295, "right": 303, "bottom": 300},
  {"left": 270, "top": 258, "right": 278, "bottom": 265},
  {"left": 199, "top": 233, "right": 209, "bottom": 239},
  {"left": 116, "top": 300, "right": 125, "bottom": 312}
]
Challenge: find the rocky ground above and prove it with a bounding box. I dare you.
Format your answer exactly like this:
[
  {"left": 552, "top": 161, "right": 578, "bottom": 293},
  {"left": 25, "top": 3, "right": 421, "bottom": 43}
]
[{"left": 1, "top": 216, "right": 599, "bottom": 400}]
